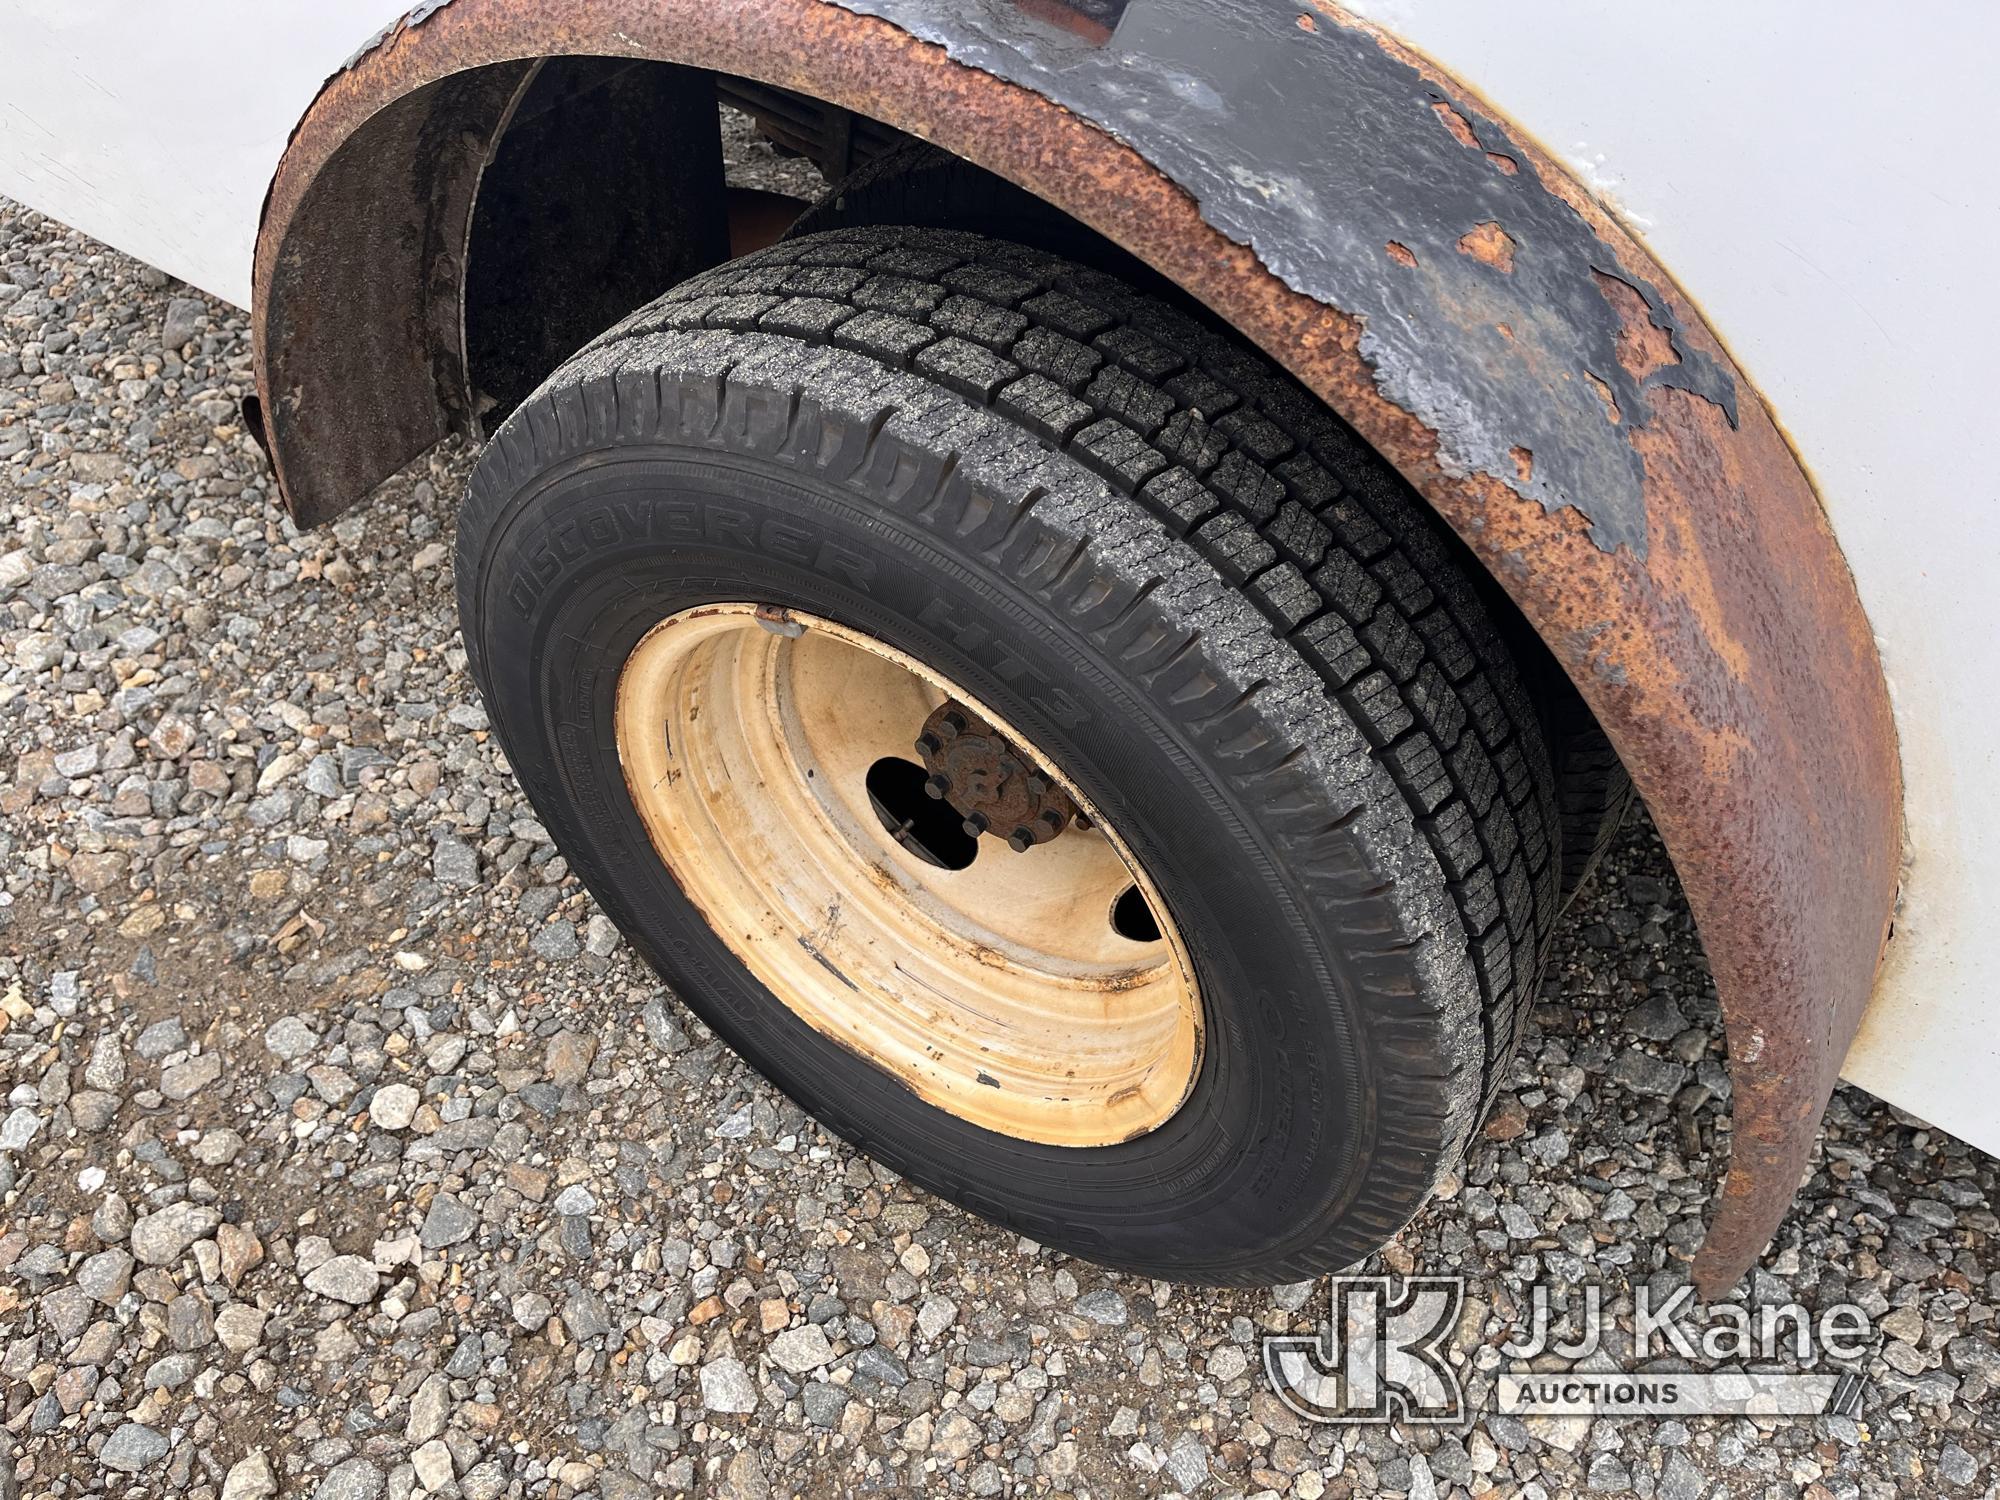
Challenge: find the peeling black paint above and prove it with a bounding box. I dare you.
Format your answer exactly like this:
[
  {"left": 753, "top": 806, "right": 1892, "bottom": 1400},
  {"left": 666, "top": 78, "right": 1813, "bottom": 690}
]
[{"left": 827, "top": 0, "right": 1736, "bottom": 554}]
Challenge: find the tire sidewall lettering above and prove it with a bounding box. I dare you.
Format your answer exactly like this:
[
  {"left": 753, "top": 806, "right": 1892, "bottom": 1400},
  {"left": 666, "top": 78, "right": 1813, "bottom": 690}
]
[{"left": 505, "top": 493, "right": 878, "bottom": 623}]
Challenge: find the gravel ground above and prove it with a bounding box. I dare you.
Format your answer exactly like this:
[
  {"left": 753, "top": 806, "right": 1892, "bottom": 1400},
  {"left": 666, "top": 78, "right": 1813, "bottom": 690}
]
[{"left": 2, "top": 152, "right": 1997, "bottom": 1500}]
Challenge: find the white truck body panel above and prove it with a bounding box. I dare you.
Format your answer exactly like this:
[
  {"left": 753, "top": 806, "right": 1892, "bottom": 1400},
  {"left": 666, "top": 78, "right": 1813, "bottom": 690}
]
[{"left": 2, "top": 0, "right": 1995, "bottom": 1152}]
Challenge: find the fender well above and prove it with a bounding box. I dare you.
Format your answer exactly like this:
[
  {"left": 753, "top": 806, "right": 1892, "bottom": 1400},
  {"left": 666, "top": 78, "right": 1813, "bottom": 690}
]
[
  {"left": 258, "top": 52, "right": 727, "bottom": 527},
  {"left": 254, "top": 0, "right": 1901, "bottom": 1295}
]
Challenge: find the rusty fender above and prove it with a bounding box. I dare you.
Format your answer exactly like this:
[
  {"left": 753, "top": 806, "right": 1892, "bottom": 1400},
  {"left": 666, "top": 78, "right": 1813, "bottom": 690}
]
[{"left": 254, "top": 0, "right": 1902, "bottom": 1294}]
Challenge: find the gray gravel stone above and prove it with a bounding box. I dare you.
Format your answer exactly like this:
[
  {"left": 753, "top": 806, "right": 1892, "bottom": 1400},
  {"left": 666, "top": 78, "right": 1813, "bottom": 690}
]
[
  {"left": 214, "top": 1303, "right": 267, "bottom": 1353},
  {"left": 129, "top": 1203, "right": 220, "bottom": 1265},
  {"left": 160, "top": 1050, "right": 223, "bottom": 1099},
  {"left": 563, "top": 1286, "right": 612, "bottom": 1340},
  {"left": 1164, "top": 1431, "right": 1210, "bottom": 1491},
  {"left": 512, "top": 1291, "right": 553, "bottom": 1332},
  {"left": 76, "top": 1246, "right": 134, "bottom": 1303},
  {"left": 99, "top": 1422, "right": 170, "bottom": 1472},
  {"left": 221, "top": 1452, "right": 277, "bottom": 1500},
  {"left": 405, "top": 1371, "right": 452, "bottom": 1444},
  {"left": 42, "top": 1285, "right": 90, "bottom": 1341},
  {"left": 1938, "top": 1443, "right": 1980, "bottom": 1487},
  {"left": 419, "top": 1192, "right": 477, "bottom": 1248},
  {"left": 1659, "top": 1450, "right": 1707, "bottom": 1500},
  {"left": 0, "top": 1107, "right": 42, "bottom": 1152},
  {"left": 768, "top": 1323, "right": 834, "bottom": 1373},
  {"left": 532, "top": 919, "right": 581, "bottom": 960},
  {"left": 917, "top": 1294, "right": 957, "bottom": 1341},
  {"left": 71, "top": 1090, "right": 120, "bottom": 1132},
  {"left": 433, "top": 835, "right": 479, "bottom": 889},
  {"left": 314, "top": 1457, "right": 384, "bottom": 1500},
  {"left": 83, "top": 1032, "right": 125, "bottom": 1090},
  {"left": 701, "top": 1356, "right": 758, "bottom": 1413},
  {"left": 135, "top": 1017, "right": 188, "bottom": 1058},
  {"left": 303, "top": 1254, "right": 380, "bottom": 1304},
  {"left": 803, "top": 1381, "right": 848, "bottom": 1427},
  {"left": 369, "top": 1082, "right": 420, "bottom": 1129},
  {"left": 585, "top": 913, "right": 622, "bottom": 956},
  {"left": 263, "top": 1014, "right": 318, "bottom": 1060},
  {"left": 411, "top": 1439, "right": 455, "bottom": 1491},
  {"left": 1074, "top": 1289, "right": 1128, "bottom": 1326},
  {"left": 168, "top": 1292, "right": 215, "bottom": 1350},
  {"left": 1610, "top": 1048, "right": 1688, "bottom": 1099},
  {"left": 161, "top": 295, "right": 206, "bottom": 349},
  {"left": 641, "top": 996, "right": 687, "bottom": 1054}
]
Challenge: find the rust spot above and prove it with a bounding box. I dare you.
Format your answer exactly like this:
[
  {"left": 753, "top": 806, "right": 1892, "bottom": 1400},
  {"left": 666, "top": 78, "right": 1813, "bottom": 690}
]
[
  {"left": 727, "top": 185, "right": 809, "bottom": 255},
  {"left": 1593, "top": 269, "right": 1681, "bottom": 381},
  {"left": 1296, "top": 12, "right": 1317, "bottom": 31},
  {"left": 753, "top": 601, "right": 805, "bottom": 635},
  {"left": 1496, "top": 322, "right": 1514, "bottom": 341},
  {"left": 1585, "top": 369, "right": 1622, "bottom": 425},
  {"left": 1384, "top": 240, "right": 1417, "bottom": 268},
  {"left": 1431, "top": 99, "right": 1480, "bottom": 151},
  {"left": 1486, "top": 151, "right": 1520, "bottom": 176},
  {"left": 1457, "top": 221, "right": 1516, "bottom": 274},
  {"left": 1006, "top": 0, "right": 1116, "bottom": 45},
  {"left": 1509, "top": 446, "right": 1533, "bottom": 484}
]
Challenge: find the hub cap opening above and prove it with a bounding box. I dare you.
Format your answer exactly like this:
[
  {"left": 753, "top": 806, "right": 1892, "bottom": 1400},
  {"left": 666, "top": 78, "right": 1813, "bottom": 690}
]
[
  {"left": 864, "top": 756, "right": 978, "bottom": 871},
  {"left": 1111, "top": 885, "right": 1164, "bottom": 945}
]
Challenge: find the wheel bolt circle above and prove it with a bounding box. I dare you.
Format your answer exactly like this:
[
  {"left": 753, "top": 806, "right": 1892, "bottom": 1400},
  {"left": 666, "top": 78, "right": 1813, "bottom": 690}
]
[{"left": 915, "top": 699, "right": 1080, "bottom": 853}]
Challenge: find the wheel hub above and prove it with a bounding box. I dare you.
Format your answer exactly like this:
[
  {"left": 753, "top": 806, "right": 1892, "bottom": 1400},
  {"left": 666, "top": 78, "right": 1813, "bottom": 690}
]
[
  {"left": 915, "top": 701, "right": 1082, "bottom": 852},
  {"left": 612, "top": 603, "right": 1200, "bottom": 1146}
]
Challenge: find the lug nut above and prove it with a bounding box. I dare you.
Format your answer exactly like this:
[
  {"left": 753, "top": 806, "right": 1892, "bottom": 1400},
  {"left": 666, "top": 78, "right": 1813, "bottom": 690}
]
[
  {"left": 961, "top": 812, "right": 989, "bottom": 837},
  {"left": 1038, "top": 809, "right": 1065, "bottom": 832},
  {"left": 923, "top": 773, "right": 951, "bottom": 800},
  {"left": 915, "top": 733, "right": 940, "bottom": 756},
  {"left": 1024, "top": 773, "right": 1050, "bottom": 797},
  {"left": 1008, "top": 826, "right": 1036, "bottom": 853},
  {"left": 938, "top": 710, "right": 966, "bottom": 740}
]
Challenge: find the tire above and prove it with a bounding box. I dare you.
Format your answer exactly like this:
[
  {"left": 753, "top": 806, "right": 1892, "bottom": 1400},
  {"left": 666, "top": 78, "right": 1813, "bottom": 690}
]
[
  {"left": 1482, "top": 595, "right": 1634, "bottom": 909},
  {"left": 456, "top": 226, "right": 1561, "bottom": 1282},
  {"left": 1545, "top": 687, "right": 1635, "bottom": 908},
  {"left": 791, "top": 139, "right": 1174, "bottom": 300}
]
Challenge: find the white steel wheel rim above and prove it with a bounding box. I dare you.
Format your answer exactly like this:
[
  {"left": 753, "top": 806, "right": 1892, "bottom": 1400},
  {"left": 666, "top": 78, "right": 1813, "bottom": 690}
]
[{"left": 613, "top": 603, "right": 1202, "bottom": 1146}]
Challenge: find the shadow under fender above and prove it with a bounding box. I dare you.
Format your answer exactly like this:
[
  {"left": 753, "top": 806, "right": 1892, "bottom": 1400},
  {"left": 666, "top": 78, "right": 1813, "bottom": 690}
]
[{"left": 253, "top": 0, "right": 1902, "bottom": 1295}]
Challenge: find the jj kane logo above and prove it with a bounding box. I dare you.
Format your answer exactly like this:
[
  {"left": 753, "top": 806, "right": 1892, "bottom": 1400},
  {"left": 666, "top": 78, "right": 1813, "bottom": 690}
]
[{"left": 1264, "top": 1276, "right": 1872, "bottom": 1425}]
